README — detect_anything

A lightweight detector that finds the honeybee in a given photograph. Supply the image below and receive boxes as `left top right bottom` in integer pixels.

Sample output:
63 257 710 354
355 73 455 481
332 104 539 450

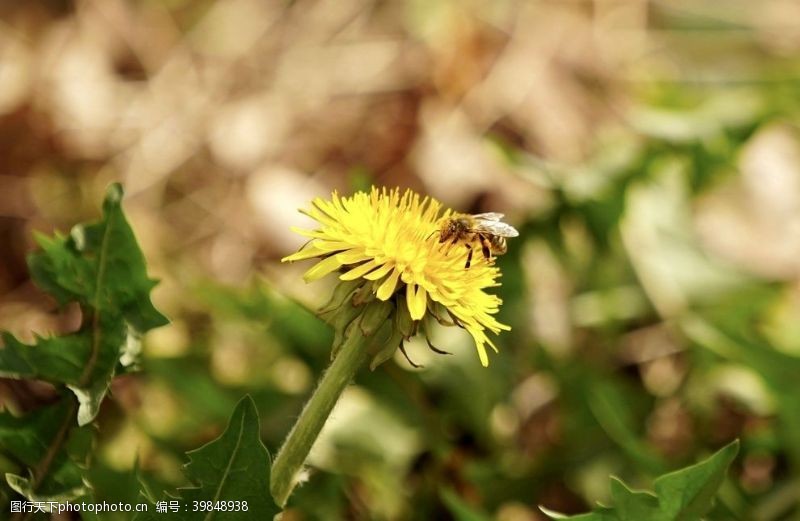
438 212 519 268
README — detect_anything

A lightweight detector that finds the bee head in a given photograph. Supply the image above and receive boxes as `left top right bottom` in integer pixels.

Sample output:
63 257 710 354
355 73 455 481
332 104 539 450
438 216 470 242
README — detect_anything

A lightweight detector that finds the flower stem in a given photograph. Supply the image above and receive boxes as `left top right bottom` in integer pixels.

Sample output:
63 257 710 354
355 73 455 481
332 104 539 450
270 329 369 507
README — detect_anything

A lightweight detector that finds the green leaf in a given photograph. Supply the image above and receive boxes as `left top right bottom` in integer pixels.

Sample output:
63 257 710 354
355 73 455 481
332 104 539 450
0 183 167 425
0 331 99 385
0 318 128 426
179 396 275 513
609 478 660 520
0 401 91 502
654 440 740 520
27 183 167 332
135 395 279 520
541 441 739 521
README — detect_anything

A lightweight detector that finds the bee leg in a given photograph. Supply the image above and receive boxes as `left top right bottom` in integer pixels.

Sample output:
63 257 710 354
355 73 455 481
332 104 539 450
399 341 422 368
445 235 459 253
465 244 473 269
480 235 492 261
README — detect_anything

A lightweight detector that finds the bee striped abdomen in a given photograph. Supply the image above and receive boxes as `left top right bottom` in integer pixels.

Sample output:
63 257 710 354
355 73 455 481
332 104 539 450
489 235 507 255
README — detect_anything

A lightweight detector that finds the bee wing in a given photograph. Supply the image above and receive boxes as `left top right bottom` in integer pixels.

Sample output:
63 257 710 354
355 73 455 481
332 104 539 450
471 212 504 221
474 220 519 237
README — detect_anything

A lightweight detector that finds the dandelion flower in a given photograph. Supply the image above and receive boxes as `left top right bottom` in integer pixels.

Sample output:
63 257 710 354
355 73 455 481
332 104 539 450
282 187 511 366
273 186 515 506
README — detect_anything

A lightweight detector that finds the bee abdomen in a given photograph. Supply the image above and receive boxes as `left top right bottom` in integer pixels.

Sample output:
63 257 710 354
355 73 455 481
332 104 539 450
490 236 507 255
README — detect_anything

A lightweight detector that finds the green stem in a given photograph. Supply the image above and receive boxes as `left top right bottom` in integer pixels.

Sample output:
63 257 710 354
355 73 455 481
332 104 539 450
270 329 369 507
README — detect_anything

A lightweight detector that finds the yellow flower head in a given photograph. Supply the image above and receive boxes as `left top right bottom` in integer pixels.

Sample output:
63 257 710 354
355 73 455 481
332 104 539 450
282 187 511 366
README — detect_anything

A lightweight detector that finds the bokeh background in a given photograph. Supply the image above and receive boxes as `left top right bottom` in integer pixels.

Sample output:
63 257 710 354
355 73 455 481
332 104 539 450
3 0 800 519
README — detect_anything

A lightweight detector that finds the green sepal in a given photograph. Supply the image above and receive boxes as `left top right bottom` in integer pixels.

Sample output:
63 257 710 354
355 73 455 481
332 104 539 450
367 296 417 369
368 326 403 371
317 280 362 324
329 304 364 359
394 296 415 339
359 299 394 337
352 282 375 307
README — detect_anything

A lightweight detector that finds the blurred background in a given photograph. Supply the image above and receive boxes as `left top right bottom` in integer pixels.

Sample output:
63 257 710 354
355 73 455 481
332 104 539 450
2 0 800 519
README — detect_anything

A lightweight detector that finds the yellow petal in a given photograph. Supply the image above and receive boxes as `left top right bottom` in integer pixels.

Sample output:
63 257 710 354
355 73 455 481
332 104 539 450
288 227 330 239
376 269 401 300
336 249 369 265
300 211 336 229
315 240 354 252
303 255 342 282
476 343 489 367
282 244 327 262
406 284 427 320
340 260 379 281
363 262 395 281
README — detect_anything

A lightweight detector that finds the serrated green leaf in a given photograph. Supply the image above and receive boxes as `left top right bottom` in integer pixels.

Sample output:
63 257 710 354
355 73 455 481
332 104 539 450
0 183 167 425
27 183 167 332
0 401 91 502
0 318 126 423
179 396 278 517
0 332 96 384
542 442 739 521
134 395 279 520
0 303 134 428
609 478 660 520
654 440 740 520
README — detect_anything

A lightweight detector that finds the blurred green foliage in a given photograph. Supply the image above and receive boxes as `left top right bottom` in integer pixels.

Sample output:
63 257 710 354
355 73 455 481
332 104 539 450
3 85 800 520
2 1 800 520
